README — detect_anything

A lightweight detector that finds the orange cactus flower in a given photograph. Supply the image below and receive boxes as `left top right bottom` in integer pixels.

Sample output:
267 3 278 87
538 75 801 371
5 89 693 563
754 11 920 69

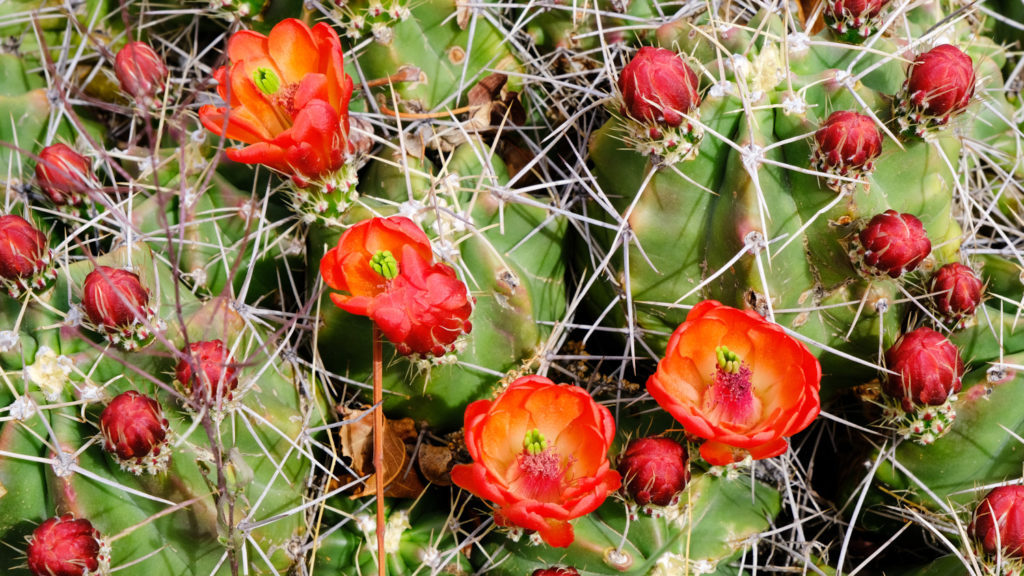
451 376 621 547
320 216 433 316
366 248 473 356
647 301 821 466
320 216 473 356
198 19 354 187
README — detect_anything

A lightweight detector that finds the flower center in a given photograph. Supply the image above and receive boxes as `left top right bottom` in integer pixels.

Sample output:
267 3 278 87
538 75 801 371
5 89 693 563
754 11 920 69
369 250 399 279
515 428 572 502
702 346 761 428
253 67 281 95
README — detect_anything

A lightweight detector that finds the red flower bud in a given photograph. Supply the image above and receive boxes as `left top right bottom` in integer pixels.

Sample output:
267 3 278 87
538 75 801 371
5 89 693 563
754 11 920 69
897 45 975 133
812 111 883 189
619 47 700 127
618 436 690 506
114 42 168 102
35 144 95 206
532 568 580 576
907 45 975 117
855 210 931 278
931 263 983 320
971 485 1024 558
824 0 889 39
814 111 882 172
100 391 170 473
82 267 151 331
366 246 473 357
27 515 105 576
175 340 239 399
884 327 964 412
0 215 53 295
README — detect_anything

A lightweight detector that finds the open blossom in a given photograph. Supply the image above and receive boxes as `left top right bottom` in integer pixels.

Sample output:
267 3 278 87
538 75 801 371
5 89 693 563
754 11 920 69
365 247 473 356
451 376 621 547
647 301 821 466
198 18 354 186
320 216 472 356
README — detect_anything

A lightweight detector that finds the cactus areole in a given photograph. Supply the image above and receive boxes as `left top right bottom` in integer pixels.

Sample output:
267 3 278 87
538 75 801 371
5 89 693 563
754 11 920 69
972 486 1024 558
27 515 109 576
0 214 55 297
198 18 358 210
618 46 703 163
114 42 168 103
451 376 621 547
646 301 822 466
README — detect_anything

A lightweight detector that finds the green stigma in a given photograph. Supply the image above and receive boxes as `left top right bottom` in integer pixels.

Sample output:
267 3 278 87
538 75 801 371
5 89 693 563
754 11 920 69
252 67 281 95
716 345 742 374
523 428 547 455
369 250 399 279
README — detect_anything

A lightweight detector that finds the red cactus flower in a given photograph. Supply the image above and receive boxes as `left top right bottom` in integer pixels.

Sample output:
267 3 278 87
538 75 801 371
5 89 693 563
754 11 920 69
100 391 168 459
82 266 150 331
321 216 472 356
856 210 931 278
618 436 690 506
114 41 168 102
971 485 1024 558
884 327 964 412
320 216 433 316
532 568 580 576
931 262 983 320
905 44 975 121
0 215 52 294
451 375 622 547
35 144 96 206
812 110 882 176
175 340 239 399
619 47 700 127
27 515 104 576
198 18 354 186
647 301 821 466
365 246 473 356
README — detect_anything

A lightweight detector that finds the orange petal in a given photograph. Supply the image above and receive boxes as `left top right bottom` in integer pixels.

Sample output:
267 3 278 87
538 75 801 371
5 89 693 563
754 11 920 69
227 63 288 136
268 19 320 84
198 105 273 143
319 247 347 291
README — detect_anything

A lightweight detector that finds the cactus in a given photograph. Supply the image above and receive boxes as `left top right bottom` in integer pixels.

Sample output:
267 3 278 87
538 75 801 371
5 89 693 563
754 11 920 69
0 0 1023 574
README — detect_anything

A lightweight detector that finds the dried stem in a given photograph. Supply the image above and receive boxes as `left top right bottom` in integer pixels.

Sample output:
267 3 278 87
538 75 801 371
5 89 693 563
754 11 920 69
373 325 386 576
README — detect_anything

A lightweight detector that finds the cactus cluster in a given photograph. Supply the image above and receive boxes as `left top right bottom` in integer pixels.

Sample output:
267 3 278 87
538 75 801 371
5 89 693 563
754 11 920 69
0 0 1023 574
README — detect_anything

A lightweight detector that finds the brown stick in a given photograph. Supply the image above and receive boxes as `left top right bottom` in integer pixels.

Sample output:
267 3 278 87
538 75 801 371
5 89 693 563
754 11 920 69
373 325 386 576
378 103 476 120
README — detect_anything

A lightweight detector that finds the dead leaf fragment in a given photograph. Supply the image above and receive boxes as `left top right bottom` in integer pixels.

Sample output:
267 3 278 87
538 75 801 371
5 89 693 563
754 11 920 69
336 408 425 498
